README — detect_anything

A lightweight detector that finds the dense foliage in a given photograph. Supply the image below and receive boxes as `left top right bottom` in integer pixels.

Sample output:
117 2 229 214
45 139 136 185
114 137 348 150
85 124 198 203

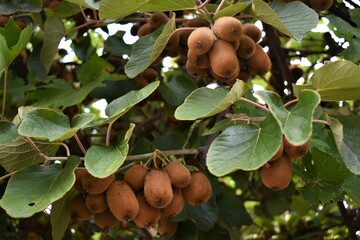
0 0 359 239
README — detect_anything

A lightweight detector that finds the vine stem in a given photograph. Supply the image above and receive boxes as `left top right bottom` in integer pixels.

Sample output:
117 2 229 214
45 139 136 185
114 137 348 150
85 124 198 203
0 172 16 181
24 137 46 160
240 97 270 112
59 142 71 157
215 0 227 14
1 68 8 120
197 0 211 9
312 119 330 125
283 99 298 108
106 122 114 146
74 134 87 155
126 148 199 161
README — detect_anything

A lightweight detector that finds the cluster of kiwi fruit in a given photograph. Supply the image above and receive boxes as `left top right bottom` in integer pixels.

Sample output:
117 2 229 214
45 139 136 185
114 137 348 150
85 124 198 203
261 137 309 191
186 16 271 86
275 0 333 11
70 161 212 237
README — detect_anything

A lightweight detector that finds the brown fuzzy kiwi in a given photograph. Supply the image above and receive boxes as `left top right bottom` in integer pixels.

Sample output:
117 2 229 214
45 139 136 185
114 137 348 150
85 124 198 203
124 164 148 191
187 27 216 55
106 180 139 222
69 193 93 221
164 162 192 189
209 39 240 79
144 169 174 209
134 192 162 229
247 44 271 75
166 31 180 50
269 139 284 161
186 60 210 77
166 47 180 57
213 16 242 42
283 138 309 158
85 193 108 213
137 23 154 37
0 16 8 27
308 0 333 11
236 34 256 60
261 154 292 191
242 23 262 43
81 172 114 194
210 66 239 84
187 50 210 69
161 188 184 217
150 12 169 29
47 0 60 9
134 75 149 88
141 67 158 82
230 39 241 51
74 168 87 193
183 18 210 28
182 172 212 206
157 215 179 237
237 69 252 82
94 209 118 229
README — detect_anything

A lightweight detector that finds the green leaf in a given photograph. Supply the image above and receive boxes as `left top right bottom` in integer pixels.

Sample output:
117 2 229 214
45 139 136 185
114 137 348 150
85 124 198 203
104 31 132 57
40 14 65 74
256 89 320 145
64 0 99 9
175 80 249 121
77 54 114 85
214 2 251 20
125 14 176 78
0 0 42 14
139 0 196 12
50 189 77 240
0 156 80 218
207 114 282 176
251 0 317 41
0 121 18 144
18 109 94 142
99 0 150 20
296 149 350 205
0 137 59 172
342 175 360 206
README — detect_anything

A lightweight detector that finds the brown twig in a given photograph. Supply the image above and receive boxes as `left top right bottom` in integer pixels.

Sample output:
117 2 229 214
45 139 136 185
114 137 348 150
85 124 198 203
240 97 270 112
74 134 87 155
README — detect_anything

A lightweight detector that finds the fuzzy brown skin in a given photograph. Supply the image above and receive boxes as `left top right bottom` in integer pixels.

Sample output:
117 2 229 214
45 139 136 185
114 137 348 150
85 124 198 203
283 138 309 158
187 50 210 69
106 180 139 222
247 44 272 76
166 31 180 50
134 192 161 229
236 34 256 60
85 193 108 213
94 209 118 229
185 60 210 78
137 23 154 37
213 16 243 42
261 154 292 191
161 188 184 217
308 0 333 11
70 193 93 221
81 173 114 194
182 172 212 206
157 215 179 237
124 164 148 191
269 139 284 161
144 170 174 209
187 27 216 55
150 12 169 29
242 23 262 43
141 67 158 82
164 162 192 188
74 168 87 193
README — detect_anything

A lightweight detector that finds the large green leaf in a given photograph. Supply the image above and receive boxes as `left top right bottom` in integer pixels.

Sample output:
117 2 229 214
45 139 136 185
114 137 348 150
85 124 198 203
295 148 350 205
139 0 196 12
308 60 360 101
0 0 42 14
99 0 150 20
64 0 99 9
0 137 59 172
50 189 77 240
175 80 249 121
84 124 134 178
40 14 65 75
18 109 94 142
0 156 80 218
0 121 18 144
256 90 320 145
251 0 317 41
342 175 360 206
207 114 282 176
214 2 251 20
77 54 114 85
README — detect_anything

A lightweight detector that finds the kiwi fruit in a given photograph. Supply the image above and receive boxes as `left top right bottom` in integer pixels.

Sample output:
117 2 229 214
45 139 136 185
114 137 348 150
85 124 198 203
106 180 139 222
47 0 60 9
242 23 262 43
134 75 149 88
94 209 118 229
236 34 256 60
134 192 161 229
141 67 158 82
124 164 148 191
209 39 240 79
283 138 309 158
166 47 180 57
213 16 242 42
237 69 252 82
137 23 154 37
187 50 210 69
74 168 87 193
161 188 184 217
85 193 108 213
269 139 284 161
261 154 292 191
247 44 271 75
185 60 210 77
183 18 209 28
157 215 178 237
187 27 216 55
308 0 333 11
166 31 180 50
182 172 212 206
150 12 169 29
210 65 240 84
69 193 93 221
164 162 191 189
144 169 174 209
0 16 8 27
81 172 114 194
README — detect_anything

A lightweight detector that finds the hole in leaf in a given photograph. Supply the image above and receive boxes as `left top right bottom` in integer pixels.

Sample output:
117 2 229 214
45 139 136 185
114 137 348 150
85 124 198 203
28 202 35 206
